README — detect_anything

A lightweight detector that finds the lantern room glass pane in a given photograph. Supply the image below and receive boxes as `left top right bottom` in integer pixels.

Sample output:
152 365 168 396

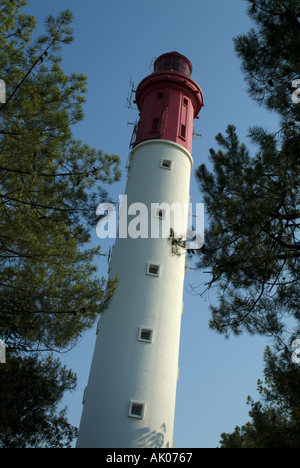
154 54 191 76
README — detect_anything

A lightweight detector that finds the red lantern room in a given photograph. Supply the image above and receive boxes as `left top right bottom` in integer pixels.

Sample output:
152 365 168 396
131 52 204 154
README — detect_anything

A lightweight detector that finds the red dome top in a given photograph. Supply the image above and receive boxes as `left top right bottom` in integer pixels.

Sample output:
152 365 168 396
154 52 193 77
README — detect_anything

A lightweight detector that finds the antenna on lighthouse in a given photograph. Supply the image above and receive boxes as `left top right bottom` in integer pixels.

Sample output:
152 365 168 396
193 127 202 139
125 76 137 110
149 57 157 71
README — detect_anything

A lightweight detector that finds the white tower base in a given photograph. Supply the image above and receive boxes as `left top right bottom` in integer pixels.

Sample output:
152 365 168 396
76 140 193 448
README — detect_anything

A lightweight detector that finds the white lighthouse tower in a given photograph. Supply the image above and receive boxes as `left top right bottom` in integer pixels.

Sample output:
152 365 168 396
76 52 203 448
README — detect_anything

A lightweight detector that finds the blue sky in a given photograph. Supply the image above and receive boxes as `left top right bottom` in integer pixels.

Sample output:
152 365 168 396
21 0 281 448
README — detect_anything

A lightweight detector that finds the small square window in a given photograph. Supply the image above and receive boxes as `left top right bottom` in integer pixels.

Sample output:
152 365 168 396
180 124 186 139
183 97 188 106
141 330 150 340
129 401 145 419
147 263 160 276
157 92 163 100
138 327 153 343
160 159 172 170
152 118 159 132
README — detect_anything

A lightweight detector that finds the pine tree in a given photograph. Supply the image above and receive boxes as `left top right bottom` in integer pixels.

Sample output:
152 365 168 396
191 0 300 448
0 353 78 448
0 0 121 354
220 347 300 448
194 0 300 345
0 0 121 447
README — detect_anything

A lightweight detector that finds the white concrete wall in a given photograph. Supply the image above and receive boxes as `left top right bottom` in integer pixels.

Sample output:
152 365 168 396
76 140 193 448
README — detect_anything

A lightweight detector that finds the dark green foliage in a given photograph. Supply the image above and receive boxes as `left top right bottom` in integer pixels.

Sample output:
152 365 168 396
0 0 120 354
220 347 300 448
0 0 121 447
192 0 300 448
0 353 78 448
234 0 300 122
195 0 300 344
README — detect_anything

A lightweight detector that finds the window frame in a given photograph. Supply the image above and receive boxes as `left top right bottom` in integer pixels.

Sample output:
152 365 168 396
147 263 161 277
129 401 145 419
160 159 172 170
180 124 186 139
138 327 154 343
152 118 159 132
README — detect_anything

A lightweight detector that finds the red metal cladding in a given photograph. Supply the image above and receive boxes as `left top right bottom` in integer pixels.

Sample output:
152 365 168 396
133 52 204 154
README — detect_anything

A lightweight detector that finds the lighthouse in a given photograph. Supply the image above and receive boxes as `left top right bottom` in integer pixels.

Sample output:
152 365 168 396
76 52 204 448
